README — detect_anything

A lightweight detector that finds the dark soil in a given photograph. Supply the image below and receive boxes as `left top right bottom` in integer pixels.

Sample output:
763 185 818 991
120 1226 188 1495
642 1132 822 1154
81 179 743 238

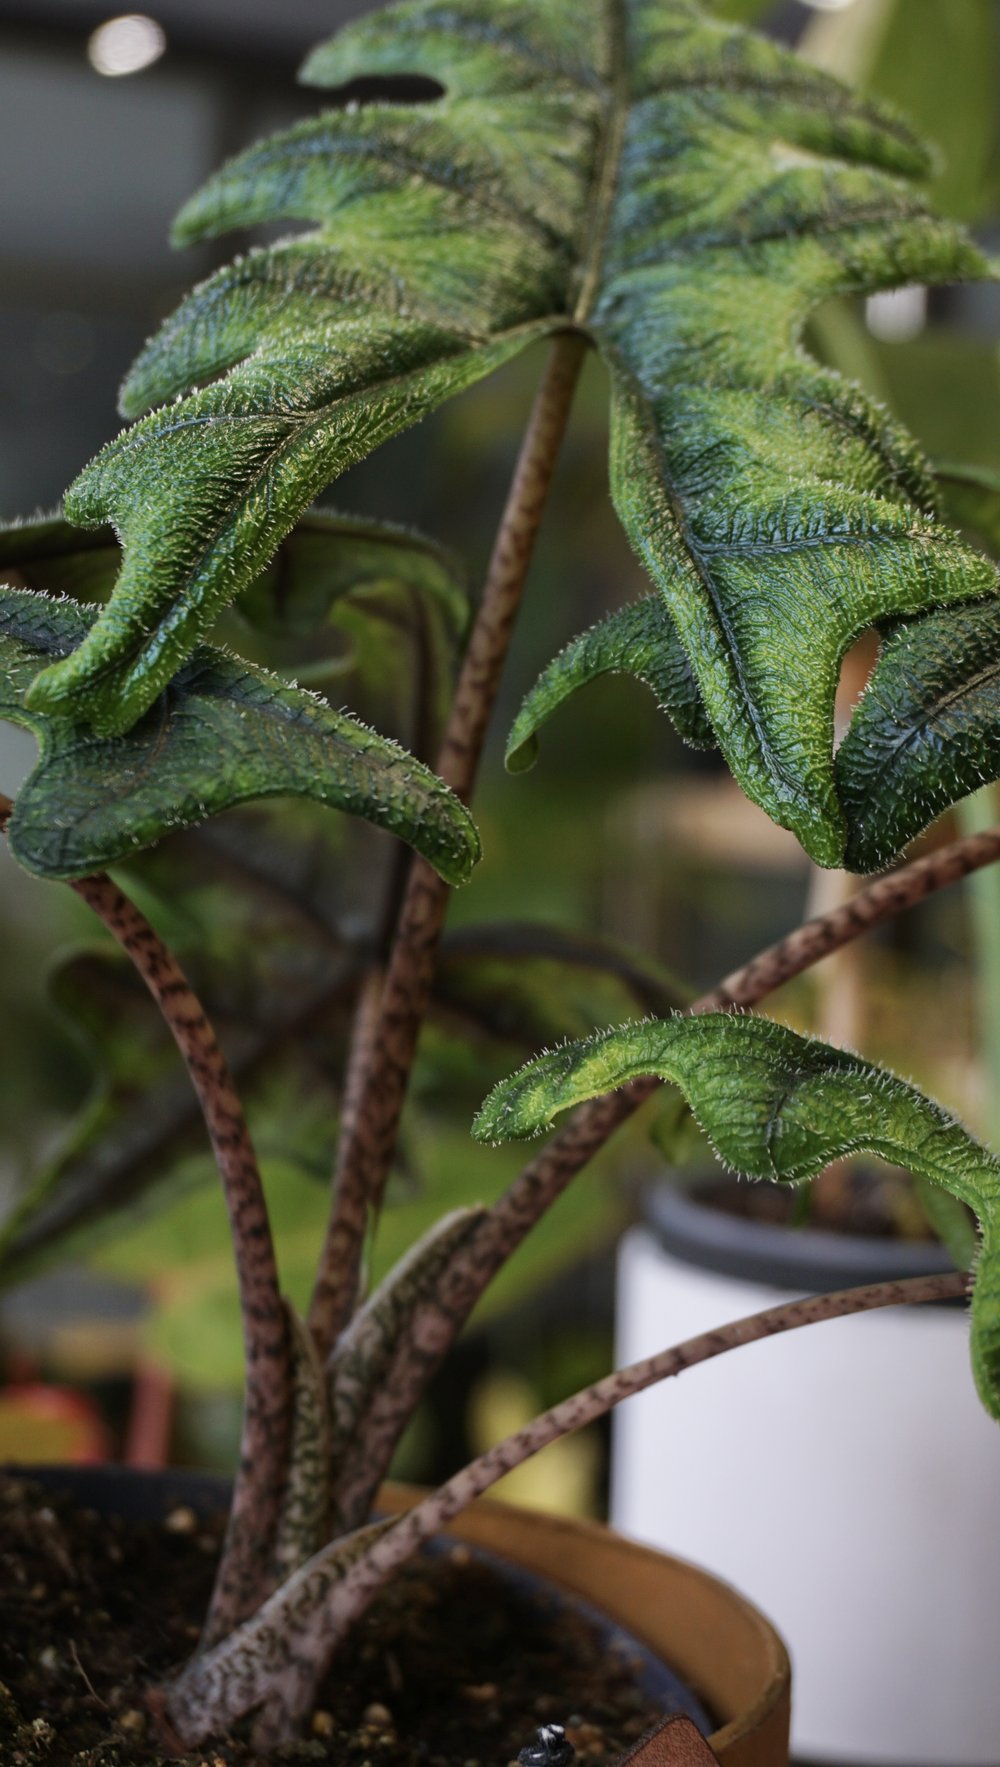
0 1475 671 1767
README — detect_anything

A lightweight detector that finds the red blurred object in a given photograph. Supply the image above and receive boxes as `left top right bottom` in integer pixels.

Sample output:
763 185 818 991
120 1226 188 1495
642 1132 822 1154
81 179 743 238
124 1358 174 1468
0 1382 112 1464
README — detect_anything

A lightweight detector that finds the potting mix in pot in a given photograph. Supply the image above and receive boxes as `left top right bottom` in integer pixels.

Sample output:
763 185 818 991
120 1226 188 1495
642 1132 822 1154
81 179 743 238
1 0 999 1761
0 1474 678 1765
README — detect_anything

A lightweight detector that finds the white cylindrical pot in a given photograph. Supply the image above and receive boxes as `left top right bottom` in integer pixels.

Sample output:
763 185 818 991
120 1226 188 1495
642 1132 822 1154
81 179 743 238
612 1193 1000 1766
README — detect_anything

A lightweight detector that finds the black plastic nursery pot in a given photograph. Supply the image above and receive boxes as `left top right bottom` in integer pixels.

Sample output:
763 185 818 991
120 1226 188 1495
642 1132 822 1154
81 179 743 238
2 1464 791 1766
643 1180 958 1293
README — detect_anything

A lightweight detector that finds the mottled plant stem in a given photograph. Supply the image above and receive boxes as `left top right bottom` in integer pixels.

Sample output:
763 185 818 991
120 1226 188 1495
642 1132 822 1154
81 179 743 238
308 330 588 1358
211 1268 961 1737
67 873 293 1643
351 824 1000 1484
0 794 292 1647
336 1271 968 1613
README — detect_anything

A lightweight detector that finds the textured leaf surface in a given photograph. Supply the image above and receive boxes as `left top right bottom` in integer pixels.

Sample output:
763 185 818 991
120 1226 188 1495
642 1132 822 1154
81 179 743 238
166 1517 396 1746
836 600 1000 872
506 596 714 772
26 0 993 865
0 506 464 625
326 1207 487 1533
36 324 536 734
473 1011 1000 1416
0 504 466 774
234 511 467 759
0 588 479 883
805 0 1000 225
266 1304 331 1583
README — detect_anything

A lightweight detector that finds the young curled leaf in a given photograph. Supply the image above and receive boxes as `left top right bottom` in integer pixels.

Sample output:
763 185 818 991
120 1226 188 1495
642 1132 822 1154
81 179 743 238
0 588 480 884
473 1011 1000 1418
506 596 714 773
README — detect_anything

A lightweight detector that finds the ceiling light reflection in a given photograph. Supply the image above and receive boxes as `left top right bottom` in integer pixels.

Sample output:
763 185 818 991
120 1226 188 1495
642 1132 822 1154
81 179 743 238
87 14 166 77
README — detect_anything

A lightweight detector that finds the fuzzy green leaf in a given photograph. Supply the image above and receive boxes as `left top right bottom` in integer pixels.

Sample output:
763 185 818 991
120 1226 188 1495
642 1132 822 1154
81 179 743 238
24 0 993 866
35 323 540 734
473 1011 1000 1416
0 588 479 883
836 600 1000 872
506 596 714 772
0 506 467 765
232 510 467 758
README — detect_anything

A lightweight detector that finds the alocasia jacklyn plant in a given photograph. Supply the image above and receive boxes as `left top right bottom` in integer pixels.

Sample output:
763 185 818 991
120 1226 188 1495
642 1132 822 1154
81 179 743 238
3 0 1000 1748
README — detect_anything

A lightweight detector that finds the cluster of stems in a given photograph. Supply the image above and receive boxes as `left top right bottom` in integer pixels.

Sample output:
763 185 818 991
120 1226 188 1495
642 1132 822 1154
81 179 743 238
3 335 994 1744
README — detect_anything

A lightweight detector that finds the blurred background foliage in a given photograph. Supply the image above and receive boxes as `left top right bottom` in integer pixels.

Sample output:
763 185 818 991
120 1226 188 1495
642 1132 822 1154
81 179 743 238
0 0 998 1504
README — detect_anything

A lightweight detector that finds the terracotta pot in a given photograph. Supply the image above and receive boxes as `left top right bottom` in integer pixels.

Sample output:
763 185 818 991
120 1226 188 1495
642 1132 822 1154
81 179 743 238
381 1485 791 1767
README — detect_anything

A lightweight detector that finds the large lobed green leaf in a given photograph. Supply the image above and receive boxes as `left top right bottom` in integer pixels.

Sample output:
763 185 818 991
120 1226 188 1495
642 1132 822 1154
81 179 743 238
21 0 995 867
0 586 479 883
473 1011 1000 1419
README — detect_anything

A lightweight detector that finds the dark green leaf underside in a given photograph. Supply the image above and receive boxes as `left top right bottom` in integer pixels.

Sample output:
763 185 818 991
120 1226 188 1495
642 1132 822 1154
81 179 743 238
837 599 1000 872
0 507 468 771
0 588 479 883
0 506 465 619
21 0 993 868
473 1010 1000 1418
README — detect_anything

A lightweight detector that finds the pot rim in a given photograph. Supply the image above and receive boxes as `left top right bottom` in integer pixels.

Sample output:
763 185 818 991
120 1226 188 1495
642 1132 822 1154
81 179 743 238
642 1180 958 1294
